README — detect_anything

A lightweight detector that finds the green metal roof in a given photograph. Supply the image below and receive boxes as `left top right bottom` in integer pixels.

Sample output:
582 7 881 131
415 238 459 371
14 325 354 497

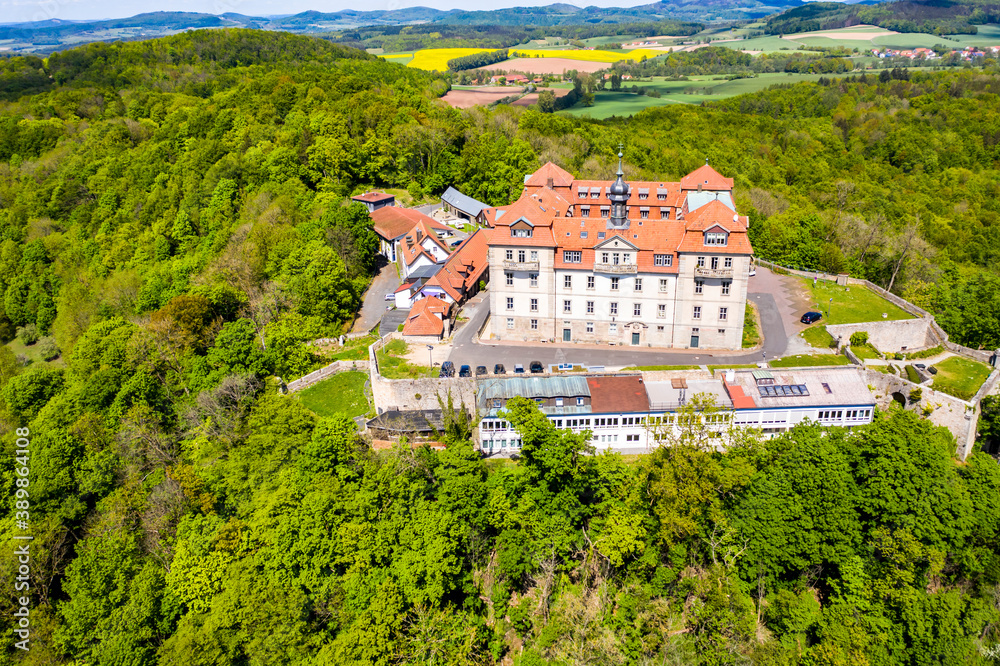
477 376 590 407
751 370 774 380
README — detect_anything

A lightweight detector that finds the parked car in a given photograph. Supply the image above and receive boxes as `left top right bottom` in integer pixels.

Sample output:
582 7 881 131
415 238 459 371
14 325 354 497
514 363 525 374
800 311 823 324
459 365 472 377
439 361 455 378
493 363 506 375
384 292 396 301
928 366 938 375
475 365 488 376
530 361 544 374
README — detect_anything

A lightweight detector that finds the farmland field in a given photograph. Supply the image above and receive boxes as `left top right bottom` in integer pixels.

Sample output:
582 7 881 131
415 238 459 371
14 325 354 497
508 47 664 62
441 87 517 109
407 48 497 71
495 57 610 74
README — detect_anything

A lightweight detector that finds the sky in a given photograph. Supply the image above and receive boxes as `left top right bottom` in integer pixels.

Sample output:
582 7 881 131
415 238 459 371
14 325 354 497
1 0 656 24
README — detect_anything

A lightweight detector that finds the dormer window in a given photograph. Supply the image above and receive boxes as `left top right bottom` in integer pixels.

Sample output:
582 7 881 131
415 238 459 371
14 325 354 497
705 232 728 246
512 228 532 238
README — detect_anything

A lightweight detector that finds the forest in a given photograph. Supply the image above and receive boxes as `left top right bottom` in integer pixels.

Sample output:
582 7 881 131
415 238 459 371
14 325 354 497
1 27 1000 665
765 0 1000 35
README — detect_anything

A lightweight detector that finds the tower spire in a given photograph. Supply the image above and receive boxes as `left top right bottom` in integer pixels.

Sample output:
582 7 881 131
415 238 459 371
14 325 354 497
607 144 630 229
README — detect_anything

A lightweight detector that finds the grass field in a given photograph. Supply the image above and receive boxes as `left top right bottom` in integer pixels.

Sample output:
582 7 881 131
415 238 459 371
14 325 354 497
6 338 63 368
296 371 371 419
805 279 914 325
769 353 851 368
382 53 415 66
743 302 760 348
708 364 759 371
326 334 377 362
802 325 835 349
850 344 881 360
930 356 993 400
376 339 436 379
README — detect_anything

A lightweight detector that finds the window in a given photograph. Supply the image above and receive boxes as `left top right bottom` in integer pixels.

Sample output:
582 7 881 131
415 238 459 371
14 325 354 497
530 298 538 312
719 329 726 334
580 231 587 239
505 249 513 260
586 322 594 333
586 301 594 314
722 281 731 296
555 398 563 407
640 209 649 218
601 252 609 264
530 250 538 261
697 256 706 268
634 278 643 292
512 228 532 238
564 275 572 288
658 192 666 200
563 300 571 313
695 280 704 294
657 325 664 331
654 254 672 267
611 277 619 291
518 250 525 262
577 397 585 406
610 302 618 315
724 257 732 268
506 297 514 310
581 207 590 218
598 232 605 239
531 318 538 330
639 192 648 200
719 307 728 321
601 207 609 218
633 303 642 316
705 232 727 246
693 306 702 319
563 250 582 263
626 434 640 442
612 252 621 265
658 304 666 318
659 278 668 292
591 189 599 199
530 273 538 287
587 276 595 289
711 257 719 269
505 272 513 286
506 317 514 329
609 322 617 335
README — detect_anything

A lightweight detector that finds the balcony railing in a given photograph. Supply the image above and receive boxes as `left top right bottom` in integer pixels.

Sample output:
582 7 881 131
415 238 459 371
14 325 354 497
694 266 733 279
594 263 638 274
503 260 539 271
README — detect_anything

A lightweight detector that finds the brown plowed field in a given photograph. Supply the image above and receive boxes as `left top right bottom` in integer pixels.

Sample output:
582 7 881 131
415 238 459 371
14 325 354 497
443 86 571 109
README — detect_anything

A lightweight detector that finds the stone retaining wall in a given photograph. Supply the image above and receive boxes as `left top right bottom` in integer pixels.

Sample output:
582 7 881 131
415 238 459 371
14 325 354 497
286 360 371 393
826 319 934 354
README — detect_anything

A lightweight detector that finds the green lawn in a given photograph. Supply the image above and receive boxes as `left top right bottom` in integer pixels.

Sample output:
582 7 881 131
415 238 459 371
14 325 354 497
327 334 378 361
804 279 914 325
769 354 851 368
801 325 835 349
296 371 371 419
708 364 759 371
742 302 760 348
6 338 64 368
376 339 436 379
622 365 700 371
930 356 993 401
850 344 881 360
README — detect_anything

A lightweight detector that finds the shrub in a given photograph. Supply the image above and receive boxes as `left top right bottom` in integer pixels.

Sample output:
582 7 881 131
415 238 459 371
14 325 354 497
904 345 944 360
16 324 39 345
37 337 60 361
893 352 905 360
905 365 921 383
849 331 869 346
909 387 923 403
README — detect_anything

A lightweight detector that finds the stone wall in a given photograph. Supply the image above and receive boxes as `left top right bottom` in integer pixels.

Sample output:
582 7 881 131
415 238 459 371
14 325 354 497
826 319 934 354
865 368 980 459
286 360 371 393
369 332 476 413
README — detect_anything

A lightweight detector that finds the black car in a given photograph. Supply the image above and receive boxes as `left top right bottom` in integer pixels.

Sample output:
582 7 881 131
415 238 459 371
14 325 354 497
529 361 544 374
514 363 525 374
800 311 823 324
493 363 506 375
439 361 455 378
459 364 472 377
475 365 488 376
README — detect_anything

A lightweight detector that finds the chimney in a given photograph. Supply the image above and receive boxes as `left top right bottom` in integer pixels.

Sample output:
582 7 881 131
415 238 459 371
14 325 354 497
698 183 703 192
726 370 735 383
546 177 554 188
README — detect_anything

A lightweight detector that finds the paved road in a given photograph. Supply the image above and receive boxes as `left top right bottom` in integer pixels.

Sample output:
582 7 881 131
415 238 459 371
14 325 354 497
448 290 789 369
352 259 401 333
379 308 409 337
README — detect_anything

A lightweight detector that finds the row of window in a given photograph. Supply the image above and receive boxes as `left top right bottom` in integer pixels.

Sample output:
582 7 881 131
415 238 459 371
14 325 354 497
695 280 732 295
819 409 872 420
697 256 734 269
509 298 710 320
506 273 676 293
577 190 669 201
580 207 665 219
505 249 736 270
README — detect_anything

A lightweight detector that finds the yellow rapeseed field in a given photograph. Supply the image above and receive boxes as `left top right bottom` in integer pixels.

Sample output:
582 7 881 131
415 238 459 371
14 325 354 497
386 47 664 71
404 48 499 71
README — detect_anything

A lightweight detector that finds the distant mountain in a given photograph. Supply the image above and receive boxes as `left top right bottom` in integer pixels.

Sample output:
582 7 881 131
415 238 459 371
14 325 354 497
764 0 1000 35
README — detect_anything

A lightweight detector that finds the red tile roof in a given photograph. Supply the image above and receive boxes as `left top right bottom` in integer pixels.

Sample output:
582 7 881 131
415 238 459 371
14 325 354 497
352 191 395 204
399 220 451 268
423 228 491 302
403 296 450 337
371 207 451 243
525 162 575 188
587 376 650 413
723 378 756 409
680 164 734 191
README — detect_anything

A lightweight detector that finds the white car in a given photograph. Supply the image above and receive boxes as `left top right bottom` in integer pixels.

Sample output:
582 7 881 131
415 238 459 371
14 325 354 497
384 292 396 301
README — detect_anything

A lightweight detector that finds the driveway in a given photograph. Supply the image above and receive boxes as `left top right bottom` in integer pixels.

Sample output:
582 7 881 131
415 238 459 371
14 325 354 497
379 308 409 337
352 259 401 333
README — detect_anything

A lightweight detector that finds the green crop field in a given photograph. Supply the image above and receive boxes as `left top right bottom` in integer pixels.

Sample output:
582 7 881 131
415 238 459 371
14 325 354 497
872 33 957 49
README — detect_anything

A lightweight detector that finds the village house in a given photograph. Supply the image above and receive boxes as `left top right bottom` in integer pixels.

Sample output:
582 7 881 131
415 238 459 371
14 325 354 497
351 190 395 213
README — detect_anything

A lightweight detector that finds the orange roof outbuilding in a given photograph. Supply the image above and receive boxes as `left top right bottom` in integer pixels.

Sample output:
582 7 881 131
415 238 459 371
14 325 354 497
680 164 734 191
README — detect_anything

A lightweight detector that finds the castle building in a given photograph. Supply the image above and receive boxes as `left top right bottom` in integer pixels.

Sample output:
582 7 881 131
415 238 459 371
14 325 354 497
485 153 753 349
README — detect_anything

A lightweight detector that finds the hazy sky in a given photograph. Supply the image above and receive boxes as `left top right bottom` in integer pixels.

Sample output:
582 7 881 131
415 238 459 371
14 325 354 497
2 0 654 24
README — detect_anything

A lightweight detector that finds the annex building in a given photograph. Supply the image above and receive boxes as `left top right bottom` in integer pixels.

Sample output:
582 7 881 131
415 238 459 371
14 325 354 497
485 154 753 350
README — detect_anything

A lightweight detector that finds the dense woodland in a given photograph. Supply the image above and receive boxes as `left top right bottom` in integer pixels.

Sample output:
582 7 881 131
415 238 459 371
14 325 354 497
765 0 1000 35
1 28 1000 665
